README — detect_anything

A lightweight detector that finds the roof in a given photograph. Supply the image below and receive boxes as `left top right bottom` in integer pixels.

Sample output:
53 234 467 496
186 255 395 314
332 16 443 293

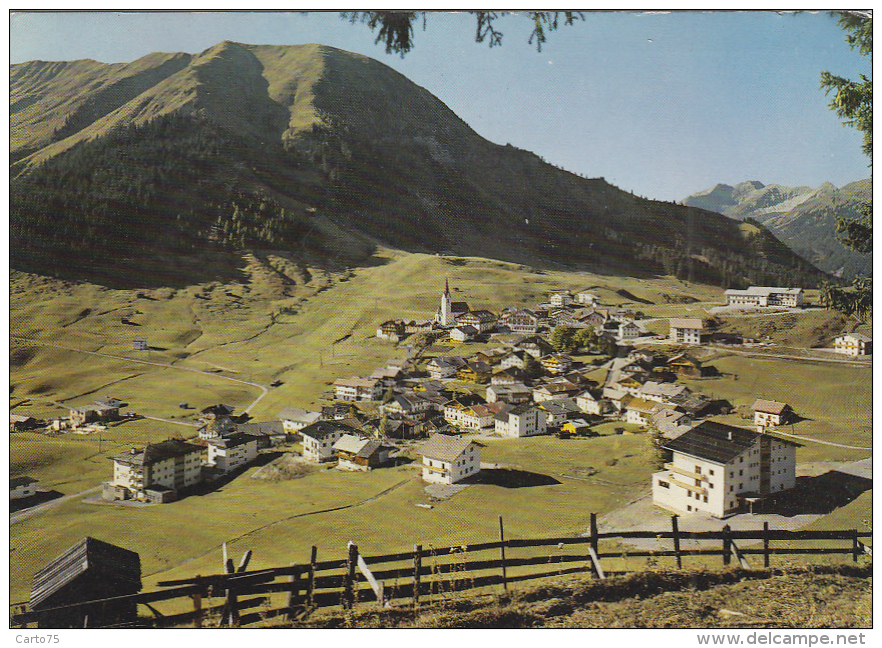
420 433 477 462
725 286 803 296
207 432 262 448
838 333 872 342
299 420 361 440
10 414 35 423
461 309 496 321
453 325 479 335
71 402 118 413
662 421 795 464
111 439 203 467
236 421 286 436
625 397 657 413
334 377 380 389
669 318 703 329
278 408 321 424
10 476 38 488
752 399 790 415
332 434 378 457
201 404 234 416
31 537 141 609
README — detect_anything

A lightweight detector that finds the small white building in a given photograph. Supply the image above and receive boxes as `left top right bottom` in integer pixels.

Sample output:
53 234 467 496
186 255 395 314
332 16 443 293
451 324 479 342
752 399 793 431
834 333 872 356
638 381 689 404
724 287 804 308
575 291 600 306
420 434 481 484
206 433 260 473
333 377 382 402
623 397 657 425
669 318 703 345
10 476 38 500
427 356 466 379
652 421 799 518
485 383 532 404
550 292 573 307
278 407 322 433
575 390 608 416
457 310 497 333
494 403 547 438
300 421 360 462
617 321 642 342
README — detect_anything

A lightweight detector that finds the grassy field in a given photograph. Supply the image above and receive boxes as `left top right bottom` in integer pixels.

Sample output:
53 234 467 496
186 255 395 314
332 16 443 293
680 354 872 462
8 251 871 605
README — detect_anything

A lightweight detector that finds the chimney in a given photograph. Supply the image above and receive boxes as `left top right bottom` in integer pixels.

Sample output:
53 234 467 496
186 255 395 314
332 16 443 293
727 430 732 441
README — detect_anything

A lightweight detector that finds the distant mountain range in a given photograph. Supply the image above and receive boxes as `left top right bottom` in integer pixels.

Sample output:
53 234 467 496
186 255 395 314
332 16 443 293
10 41 829 288
683 180 872 280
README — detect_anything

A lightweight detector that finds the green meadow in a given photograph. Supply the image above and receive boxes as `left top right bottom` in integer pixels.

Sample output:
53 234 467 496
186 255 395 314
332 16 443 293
8 250 871 603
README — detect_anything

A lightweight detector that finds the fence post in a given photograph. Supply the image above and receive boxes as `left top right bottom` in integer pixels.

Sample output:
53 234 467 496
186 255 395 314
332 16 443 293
223 551 239 627
722 524 731 567
763 522 770 569
498 515 508 591
306 546 317 615
344 543 358 609
412 544 422 608
286 565 301 621
852 529 859 562
671 515 682 569
192 576 203 629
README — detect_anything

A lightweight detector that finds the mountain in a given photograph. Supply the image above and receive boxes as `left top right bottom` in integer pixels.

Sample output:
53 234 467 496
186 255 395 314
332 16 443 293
10 41 829 289
683 180 872 280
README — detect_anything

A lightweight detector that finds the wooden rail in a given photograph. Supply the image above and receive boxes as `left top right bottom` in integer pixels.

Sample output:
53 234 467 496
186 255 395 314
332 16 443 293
10 516 872 629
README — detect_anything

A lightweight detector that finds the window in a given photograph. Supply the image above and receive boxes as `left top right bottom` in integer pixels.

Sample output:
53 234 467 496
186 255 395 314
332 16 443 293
709 483 714 489
739 483 743 490
703 495 708 503
739 469 743 476
695 465 701 474
695 478 702 487
739 456 743 463
709 469 714 476
658 480 670 489
687 505 692 512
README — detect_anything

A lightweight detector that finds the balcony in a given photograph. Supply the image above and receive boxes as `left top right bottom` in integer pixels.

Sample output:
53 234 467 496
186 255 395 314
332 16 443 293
664 463 707 482
668 475 707 495
422 463 450 475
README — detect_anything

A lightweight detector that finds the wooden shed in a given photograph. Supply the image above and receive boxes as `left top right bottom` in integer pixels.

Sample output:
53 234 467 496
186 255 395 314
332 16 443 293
30 537 141 628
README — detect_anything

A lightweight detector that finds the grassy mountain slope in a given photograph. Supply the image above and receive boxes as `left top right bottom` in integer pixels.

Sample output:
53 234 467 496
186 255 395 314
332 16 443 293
11 42 828 289
684 179 872 280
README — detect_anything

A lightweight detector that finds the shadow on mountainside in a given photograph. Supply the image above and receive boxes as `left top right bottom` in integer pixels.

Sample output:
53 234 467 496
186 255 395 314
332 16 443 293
752 470 872 517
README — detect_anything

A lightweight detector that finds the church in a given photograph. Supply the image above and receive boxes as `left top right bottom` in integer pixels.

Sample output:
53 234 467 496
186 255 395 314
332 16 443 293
434 279 470 326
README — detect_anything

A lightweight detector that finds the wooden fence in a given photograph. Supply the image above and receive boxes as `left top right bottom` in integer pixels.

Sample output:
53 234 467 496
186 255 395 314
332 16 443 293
10 515 872 629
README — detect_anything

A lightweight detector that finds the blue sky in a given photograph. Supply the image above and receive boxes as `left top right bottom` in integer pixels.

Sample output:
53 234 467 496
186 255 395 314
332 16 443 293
9 10 871 201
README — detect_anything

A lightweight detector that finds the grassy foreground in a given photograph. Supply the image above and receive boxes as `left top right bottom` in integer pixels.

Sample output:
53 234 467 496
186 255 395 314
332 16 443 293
271 564 872 628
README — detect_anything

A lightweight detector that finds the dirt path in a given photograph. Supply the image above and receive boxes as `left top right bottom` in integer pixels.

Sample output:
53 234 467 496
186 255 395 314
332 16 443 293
711 345 872 367
769 429 871 451
10 335 269 414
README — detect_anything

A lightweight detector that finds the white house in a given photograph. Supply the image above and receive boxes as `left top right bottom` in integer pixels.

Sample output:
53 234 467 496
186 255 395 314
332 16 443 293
420 434 481 484
278 407 322 434
500 309 539 334
617 321 642 342
550 292 573 307
638 381 689 404
752 399 793 431
333 377 382 402
575 291 600 306
457 310 497 333
834 333 872 356
575 390 608 416
206 433 260 473
427 356 466 379
724 287 804 308
499 351 530 371
494 403 547 437
652 421 799 518
107 439 204 503
538 398 581 426
623 397 657 425
532 381 579 402
10 476 38 500
380 393 434 418
669 318 703 345
451 325 479 342
300 421 361 462
485 383 532 404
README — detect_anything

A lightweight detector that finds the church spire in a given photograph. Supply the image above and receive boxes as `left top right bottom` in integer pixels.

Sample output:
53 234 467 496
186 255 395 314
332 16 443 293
444 278 450 296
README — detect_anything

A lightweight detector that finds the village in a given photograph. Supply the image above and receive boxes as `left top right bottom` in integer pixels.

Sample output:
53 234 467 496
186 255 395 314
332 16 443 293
11 282 871 522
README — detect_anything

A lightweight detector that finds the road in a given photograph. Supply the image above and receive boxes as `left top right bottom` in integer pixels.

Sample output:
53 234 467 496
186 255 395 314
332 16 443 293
711 345 872 367
767 429 871 451
10 486 103 525
10 335 269 414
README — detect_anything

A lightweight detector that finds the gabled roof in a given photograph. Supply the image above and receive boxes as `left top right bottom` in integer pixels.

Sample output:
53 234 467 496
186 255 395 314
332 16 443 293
300 420 361 441
333 433 379 457
111 439 202 467
838 333 872 342
420 434 478 462
752 399 790 415
10 476 38 488
663 421 798 464
236 421 285 436
31 537 141 609
278 408 321 425
669 318 703 329
207 432 262 448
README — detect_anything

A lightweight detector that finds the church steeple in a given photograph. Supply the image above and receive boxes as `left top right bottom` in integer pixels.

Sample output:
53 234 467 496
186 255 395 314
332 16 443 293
440 278 452 325
444 278 450 297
